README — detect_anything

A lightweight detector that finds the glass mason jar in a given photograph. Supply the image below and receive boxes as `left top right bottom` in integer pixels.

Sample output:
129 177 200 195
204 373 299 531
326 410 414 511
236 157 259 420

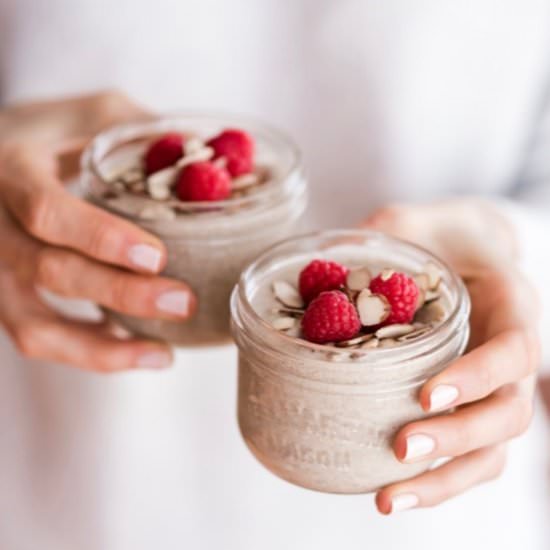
231 230 470 494
80 114 307 346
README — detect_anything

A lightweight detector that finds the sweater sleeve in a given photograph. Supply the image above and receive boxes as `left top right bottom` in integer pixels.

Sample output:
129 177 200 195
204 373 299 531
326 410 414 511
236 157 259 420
496 86 550 373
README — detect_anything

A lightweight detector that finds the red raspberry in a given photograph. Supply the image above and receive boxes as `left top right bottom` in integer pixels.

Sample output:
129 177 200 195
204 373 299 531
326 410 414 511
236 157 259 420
207 129 254 177
301 290 361 344
369 271 419 325
298 259 348 303
144 133 185 174
175 161 231 202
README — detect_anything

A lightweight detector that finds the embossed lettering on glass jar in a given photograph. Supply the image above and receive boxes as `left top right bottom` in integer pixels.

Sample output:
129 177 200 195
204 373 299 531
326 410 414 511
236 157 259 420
81 114 307 346
231 230 470 494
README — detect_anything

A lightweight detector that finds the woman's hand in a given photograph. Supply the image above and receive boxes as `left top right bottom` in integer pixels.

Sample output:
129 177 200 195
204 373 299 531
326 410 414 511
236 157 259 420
0 91 196 373
362 199 540 513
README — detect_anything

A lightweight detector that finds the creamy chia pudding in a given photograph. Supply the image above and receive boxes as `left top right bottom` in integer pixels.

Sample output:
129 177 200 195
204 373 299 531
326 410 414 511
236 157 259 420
81 114 307 346
231 230 470 494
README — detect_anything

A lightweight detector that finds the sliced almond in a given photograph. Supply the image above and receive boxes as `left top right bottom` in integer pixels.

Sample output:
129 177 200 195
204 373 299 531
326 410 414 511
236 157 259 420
424 262 442 290
176 146 214 168
380 268 395 281
213 157 227 169
413 273 430 292
335 333 374 348
121 168 145 185
232 173 259 191
398 325 432 342
106 162 142 183
424 290 440 303
416 288 426 310
414 301 445 324
356 290 391 326
272 306 305 317
375 324 415 339
346 267 372 291
361 338 380 349
146 166 177 199
272 316 297 331
272 281 304 309
184 137 205 156
139 204 177 221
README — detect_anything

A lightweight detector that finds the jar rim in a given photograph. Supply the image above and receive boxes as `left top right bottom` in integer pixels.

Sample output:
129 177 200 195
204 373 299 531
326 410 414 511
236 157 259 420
80 110 304 218
233 229 471 367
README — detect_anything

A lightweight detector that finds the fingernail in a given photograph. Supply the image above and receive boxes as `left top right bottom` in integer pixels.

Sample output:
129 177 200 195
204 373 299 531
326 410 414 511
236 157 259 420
156 290 191 316
404 434 435 461
128 244 162 272
391 493 419 513
430 384 459 411
136 351 172 369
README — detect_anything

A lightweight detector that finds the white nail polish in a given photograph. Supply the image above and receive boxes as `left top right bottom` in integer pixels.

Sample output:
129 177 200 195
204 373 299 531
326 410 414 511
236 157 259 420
405 434 435 461
136 351 172 369
430 384 459 411
391 493 419 513
156 290 190 316
128 244 162 272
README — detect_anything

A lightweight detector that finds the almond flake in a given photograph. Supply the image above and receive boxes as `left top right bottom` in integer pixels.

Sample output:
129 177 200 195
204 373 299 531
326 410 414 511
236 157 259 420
398 325 432 342
424 262 442 290
380 268 395 281
335 333 374 348
424 290 440 303
106 162 141 183
232 173 259 190
272 281 304 309
414 301 445 324
361 338 380 349
121 168 145 185
413 273 430 292
146 166 177 200
273 306 305 318
176 146 214 168
213 157 228 169
416 288 426 310
139 204 177 221
346 267 372 291
184 137 205 156
272 316 297 331
375 324 415 339
356 290 391 326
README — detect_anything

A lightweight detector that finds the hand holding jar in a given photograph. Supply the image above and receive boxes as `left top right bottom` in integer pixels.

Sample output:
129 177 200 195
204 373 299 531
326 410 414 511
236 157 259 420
0 91 196 372
364 199 540 513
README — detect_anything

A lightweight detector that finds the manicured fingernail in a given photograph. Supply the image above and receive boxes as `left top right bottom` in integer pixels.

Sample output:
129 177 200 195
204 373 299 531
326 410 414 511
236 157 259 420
156 290 191 316
136 351 172 369
128 244 162 272
430 384 459 411
404 434 435 461
391 493 419 513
